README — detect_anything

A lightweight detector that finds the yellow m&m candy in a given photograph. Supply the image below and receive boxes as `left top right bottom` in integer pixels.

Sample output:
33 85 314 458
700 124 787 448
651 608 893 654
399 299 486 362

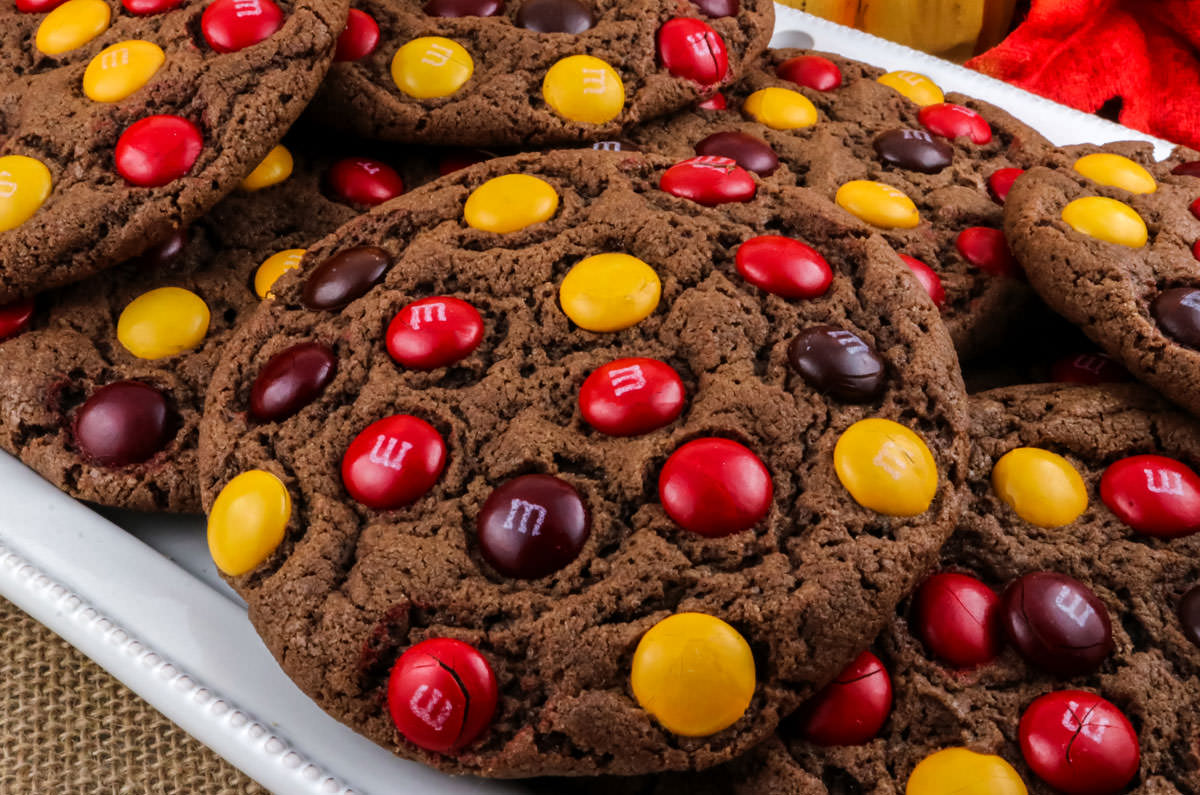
391 37 473 99
83 40 165 103
36 0 111 56
560 253 660 332
208 470 291 576
542 55 625 124
1073 153 1156 194
907 748 1027 795
464 174 559 233
0 155 52 233
631 613 755 737
877 71 944 107
742 87 818 130
834 418 938 516
991 447 1087 528
1061 196 1148 247
255 248 305 299
241 145 294 191
116 287 211 359
836 180 920 229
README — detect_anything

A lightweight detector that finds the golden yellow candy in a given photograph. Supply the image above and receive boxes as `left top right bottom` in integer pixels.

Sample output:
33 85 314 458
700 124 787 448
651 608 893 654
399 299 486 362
992 447 1088 528
906 748 1027 795
834 418 938 516
116 287 211 360
254 248 305 299
0 155 52 233
542 55 626 124
877 70 944 106
630 613 755 737
207 470 291 576
836 180 920 229
742 87 818 130
241 145 294 191
391 37 473 99
35 0 111 56
1073 153 1157 194
1061 196 1147 248
464 174 559 233
560 253 661 332
82 40 165 103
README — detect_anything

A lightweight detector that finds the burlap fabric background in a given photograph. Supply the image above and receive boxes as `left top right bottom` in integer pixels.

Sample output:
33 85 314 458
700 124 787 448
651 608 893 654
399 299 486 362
0 597 266 794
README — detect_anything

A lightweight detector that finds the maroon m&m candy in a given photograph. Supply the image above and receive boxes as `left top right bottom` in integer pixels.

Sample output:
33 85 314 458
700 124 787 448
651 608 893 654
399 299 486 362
424 0 502 15
249 342 337 422
657 18 729 87
919 103 991 144
660 156 755 206
123 0 182 14
1101 454 1200 538
1179 585 1200 647
658 438 771 537
1050 352 1129 384
1019 690 1139 795
1193 240 1200 261
115 116 203 188
302 246 392 310
788 326 885 402
0 299 34 341
914 572 1001 668
735 235 832 299
695 132 778 176
387 638 498 753
15 0 66 11
73 381 172 467
334 9 380 61
1001 572 1113 676
900 255 945 308
1172 161 1200 178
515 0 593 33
690 0 736 16
956 227 1019 278
988 167 1023 203
776 54 842 91
201 0 285 53
341 415 446 509
579 358 684 437
327 158 404 206
134 228 189 269
386 296 484 370
798 651 892 746
477 474 589 579
1152 287 1200 348
873 129 953 174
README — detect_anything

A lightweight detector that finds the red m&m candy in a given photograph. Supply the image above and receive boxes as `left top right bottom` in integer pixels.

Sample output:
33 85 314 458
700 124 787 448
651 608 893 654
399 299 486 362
115 116 203 188
735 235 833 299
914 572 1002 668
386 296 483 371
658 438 772 537
579 358 684 437
341 415 446 509
956 227 1020 278
660 156 755 206
919 103 992 144
798 650 892 746
15 0 67 11
387 638 498 753
327 158 405 206
1019 690 1139 795
334 8 380 61
0 299 34 341
122 0 182 13
657 18 729 87
201 0 285 53
1050 352 1129 385
1172 161 1200 178
988 167 1023 204
900 255 945 308
776 54 842 91
1101 454 1200 538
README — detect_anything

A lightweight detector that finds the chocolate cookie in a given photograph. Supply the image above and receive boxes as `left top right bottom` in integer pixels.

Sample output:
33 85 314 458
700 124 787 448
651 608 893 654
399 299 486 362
309 0 774 147
1004 142 1200 420
0 0 349 301
628 49 1054 360
197 149 968 776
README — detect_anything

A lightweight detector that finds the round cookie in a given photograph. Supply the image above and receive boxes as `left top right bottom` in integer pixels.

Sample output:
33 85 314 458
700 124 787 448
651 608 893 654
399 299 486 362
1004 141 1200 420
309 0 774 147
0 0 349 302
628 49 1055 360
197 149 969 776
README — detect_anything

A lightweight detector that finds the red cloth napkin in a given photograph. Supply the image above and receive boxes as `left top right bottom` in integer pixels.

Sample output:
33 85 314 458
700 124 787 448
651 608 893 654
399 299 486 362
967 0 1200 150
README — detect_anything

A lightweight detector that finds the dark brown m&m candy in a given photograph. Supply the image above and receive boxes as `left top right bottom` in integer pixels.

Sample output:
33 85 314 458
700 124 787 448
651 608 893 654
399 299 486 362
1001 571 1113 676
1152 287 1200 348
134 228 189 269
873 129 953 174
424 0 502 16
477 474 590 579
302 247 392 310
249 342 337 422
694 131 778 176
788 325 885 402
515 0 594 33
1179 585 1200 647
690 0 737 16
73 381 172 467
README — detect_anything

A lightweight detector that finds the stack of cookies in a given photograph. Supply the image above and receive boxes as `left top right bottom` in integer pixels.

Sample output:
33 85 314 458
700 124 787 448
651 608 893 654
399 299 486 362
2 3 1198 792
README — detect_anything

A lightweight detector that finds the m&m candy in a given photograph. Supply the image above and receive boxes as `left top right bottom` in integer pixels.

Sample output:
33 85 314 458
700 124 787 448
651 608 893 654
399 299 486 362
1019 690 1139 795
742 87 818 130
35 0 110 55
835 181 920 229
83 40 166 103
877 71 944 107
991 447 1088 528
578 358 685 437
776 54 842 91
1152 287 1200 349
914 572 1002 668
1073 153 1156 194
249 342 337 422
116 287 210 359
327 158 405 206
956 227 1019 278
115 115 204 188
834 419 938 516
873 129 953 174
477 474 590 579
207 469 291 576
900 255 945 308
657 18 728 87
1100 454 1200 538
789 326 885 402
918 103 991 144
302 247 392 310
1049 352 1129 385
907 748 1027 795
241 145 293 191
1061 196 1147 248
798 651 892 746
695 132 779 176
988 167 1024 203
73 381 172 467
515 0 594 33
1179 586 1200 648
1000 572 1113 676
341 415 446 509
392 37 475 99
0 155 53 233
659 156 755 205
387 296 484 370
335 9 381 61
0 299 35 341
658 438 772 537
735 236 832 299
559 254 661 332
424 0 502 16
254 248 306 299
542 55 625 124
201 0 285 53
464 174 559 233
387 638 498 753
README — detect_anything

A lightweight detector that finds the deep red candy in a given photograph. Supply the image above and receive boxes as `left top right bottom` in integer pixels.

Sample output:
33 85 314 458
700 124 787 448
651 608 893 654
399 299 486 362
387 638 498 753
1050 352 1130 385
341 415 446 509
799 651 892 746
302 246 392 310
327 158 405 206
1173 161 1200 178
515 0 593 32
776 54 843 91
201 0 285 53
1019 690 1140 795
424 0 502 16
914 572 1002 668
249 342 337 422
477 474 590 579
1001 572 1113 676
660 156 755 206
1101 454 1200 538
579 358 685 437
695 131 778 176
956 227 1020 277
919 103 992 144
438 149 491 176
1193 239 1200 261
1190 197 1200 222
335 9 380 61
690 0 737 16
988 167 1024 203
15 0 66 11
657 18 729 87
115 116 203 188
386 296 484 370
0 299 34 341
899 255 945 308
73 381 172 467
736 235 832 299
122 0 182 14
696 93 727 111
134 228 189 269
658 438 772 537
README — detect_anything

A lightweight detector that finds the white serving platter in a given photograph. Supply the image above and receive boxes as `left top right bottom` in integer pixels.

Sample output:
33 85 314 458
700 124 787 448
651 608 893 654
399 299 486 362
0 6 1177 794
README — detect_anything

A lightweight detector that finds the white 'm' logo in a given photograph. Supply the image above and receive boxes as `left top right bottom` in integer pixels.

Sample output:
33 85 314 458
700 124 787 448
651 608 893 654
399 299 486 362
0 172 15 199
608 365 646 397
593 141 624 151
358 161 380 175
504 499 546 536
1054 585 1095 627
581 68 607 94
368 436 413 470
409 685 453 730
233 0 262 17
1060 698 1109 743
828 329 869 354
1145 468 1185 495
1182 292 1200 311
686 31 712 55
422 43 453 67
691 155 732 171
101 47 130 70
408 302 447 330
872 440 910 481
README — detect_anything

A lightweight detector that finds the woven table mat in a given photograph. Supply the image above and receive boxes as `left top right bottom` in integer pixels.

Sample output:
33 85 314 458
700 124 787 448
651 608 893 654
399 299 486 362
0 597 266 795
